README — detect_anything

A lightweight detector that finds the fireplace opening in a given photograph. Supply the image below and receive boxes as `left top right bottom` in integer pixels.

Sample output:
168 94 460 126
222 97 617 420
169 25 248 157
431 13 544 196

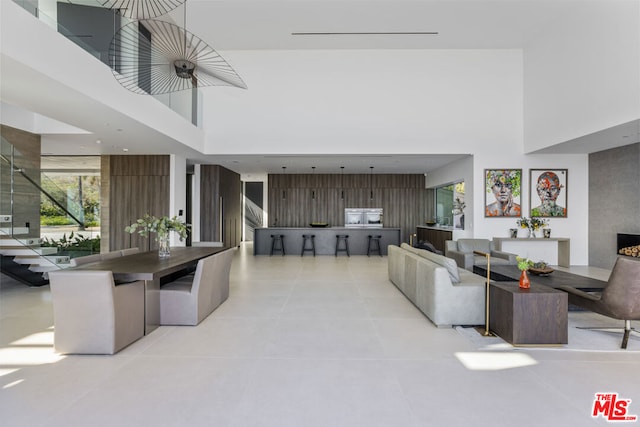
617 233 640 258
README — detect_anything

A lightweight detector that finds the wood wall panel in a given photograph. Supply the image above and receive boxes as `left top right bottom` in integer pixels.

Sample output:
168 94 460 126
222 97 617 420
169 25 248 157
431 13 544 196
200 165 241 247
268 173 426 243
103 155 170 252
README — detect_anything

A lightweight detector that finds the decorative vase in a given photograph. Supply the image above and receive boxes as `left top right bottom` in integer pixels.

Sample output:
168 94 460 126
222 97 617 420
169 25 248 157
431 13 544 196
519 269 530 289
157 232 170 258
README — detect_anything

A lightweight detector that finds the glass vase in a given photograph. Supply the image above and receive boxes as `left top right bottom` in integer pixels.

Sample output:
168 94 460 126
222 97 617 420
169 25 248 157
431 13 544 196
519 269 530 289
157 232 170 258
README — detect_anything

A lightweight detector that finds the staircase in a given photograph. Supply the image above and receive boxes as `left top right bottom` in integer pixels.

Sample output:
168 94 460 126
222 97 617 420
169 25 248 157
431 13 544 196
0 231 70 287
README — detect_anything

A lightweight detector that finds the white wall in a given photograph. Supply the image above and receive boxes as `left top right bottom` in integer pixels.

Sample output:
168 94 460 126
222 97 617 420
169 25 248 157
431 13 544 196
524 0 640 151
202 49 523 155
426 153 589 265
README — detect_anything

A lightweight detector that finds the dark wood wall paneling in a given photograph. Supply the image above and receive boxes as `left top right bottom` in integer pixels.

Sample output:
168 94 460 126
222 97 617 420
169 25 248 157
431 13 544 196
102 155 170 252
0 125 41 238
268 174 426 243
200 165 241 248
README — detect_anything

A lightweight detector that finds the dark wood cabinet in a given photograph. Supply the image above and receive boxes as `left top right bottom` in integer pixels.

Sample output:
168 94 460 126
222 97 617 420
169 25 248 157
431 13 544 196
200 165 241 248
416 226 452 253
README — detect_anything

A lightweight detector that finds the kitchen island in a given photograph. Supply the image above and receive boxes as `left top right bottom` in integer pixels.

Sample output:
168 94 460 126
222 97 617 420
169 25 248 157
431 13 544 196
254 227 401 256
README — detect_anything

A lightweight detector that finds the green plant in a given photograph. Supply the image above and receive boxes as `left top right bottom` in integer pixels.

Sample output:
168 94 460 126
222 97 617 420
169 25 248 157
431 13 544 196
41 232 100 252
532 260 549 269
529 217 548 230
41 215 75 226
125 214 189 241
516 256 533 271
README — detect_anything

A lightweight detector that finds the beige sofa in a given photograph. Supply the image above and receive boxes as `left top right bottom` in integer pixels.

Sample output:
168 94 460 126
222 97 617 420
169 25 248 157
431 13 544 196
388 243 486 327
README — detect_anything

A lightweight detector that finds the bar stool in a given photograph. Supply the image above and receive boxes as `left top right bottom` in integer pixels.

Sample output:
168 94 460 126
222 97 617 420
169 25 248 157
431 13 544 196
335 234 350 257
301 234 316 256
367 235 382 257
270 234 285 256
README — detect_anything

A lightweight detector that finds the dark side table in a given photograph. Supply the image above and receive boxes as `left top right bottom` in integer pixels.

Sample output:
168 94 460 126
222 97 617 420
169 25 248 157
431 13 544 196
489 282 568 345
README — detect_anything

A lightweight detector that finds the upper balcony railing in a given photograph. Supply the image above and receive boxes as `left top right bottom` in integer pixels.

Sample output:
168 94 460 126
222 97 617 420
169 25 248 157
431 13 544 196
11 0 199 126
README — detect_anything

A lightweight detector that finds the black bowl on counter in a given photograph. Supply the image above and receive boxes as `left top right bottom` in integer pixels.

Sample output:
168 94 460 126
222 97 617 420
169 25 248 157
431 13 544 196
309 222 329 228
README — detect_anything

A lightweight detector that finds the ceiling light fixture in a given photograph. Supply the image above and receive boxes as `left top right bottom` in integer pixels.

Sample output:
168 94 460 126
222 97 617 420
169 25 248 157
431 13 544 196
291 31 439 36
108 1 246 94
340 166 345 200
282 166 286 199
370 166 374 200
99 0 186 19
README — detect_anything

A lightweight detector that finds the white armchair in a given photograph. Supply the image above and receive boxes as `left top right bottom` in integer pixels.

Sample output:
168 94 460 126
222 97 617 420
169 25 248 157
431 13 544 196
48 270 145 354
445 239 517 271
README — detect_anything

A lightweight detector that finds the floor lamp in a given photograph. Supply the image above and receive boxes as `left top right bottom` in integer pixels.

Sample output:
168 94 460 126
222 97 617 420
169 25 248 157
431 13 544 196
474 250 493 336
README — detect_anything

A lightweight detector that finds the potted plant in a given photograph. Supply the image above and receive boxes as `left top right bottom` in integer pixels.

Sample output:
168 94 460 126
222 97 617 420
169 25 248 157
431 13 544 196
529 217 549 238
516 256 533 289
516 217 531 238
125 214 189 257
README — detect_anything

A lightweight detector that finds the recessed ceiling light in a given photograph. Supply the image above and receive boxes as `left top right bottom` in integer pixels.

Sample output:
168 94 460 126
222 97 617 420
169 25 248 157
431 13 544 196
291 31 439 36
122 148 129 152
96 139 102 144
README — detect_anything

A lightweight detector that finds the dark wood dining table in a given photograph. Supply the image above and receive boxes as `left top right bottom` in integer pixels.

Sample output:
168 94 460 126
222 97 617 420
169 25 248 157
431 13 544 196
74 246 226 334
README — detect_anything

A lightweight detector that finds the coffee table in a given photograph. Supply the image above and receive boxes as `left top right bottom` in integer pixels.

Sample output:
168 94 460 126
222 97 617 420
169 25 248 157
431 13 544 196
474 265 606 292
489 282 568 345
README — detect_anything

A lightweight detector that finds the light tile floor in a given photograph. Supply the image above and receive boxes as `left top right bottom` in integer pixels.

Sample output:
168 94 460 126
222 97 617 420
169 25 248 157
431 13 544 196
1 244 639 426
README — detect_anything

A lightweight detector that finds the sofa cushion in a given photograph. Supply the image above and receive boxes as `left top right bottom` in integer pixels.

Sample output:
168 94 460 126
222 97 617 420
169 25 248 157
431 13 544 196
401 243 460 283
457 239 491 254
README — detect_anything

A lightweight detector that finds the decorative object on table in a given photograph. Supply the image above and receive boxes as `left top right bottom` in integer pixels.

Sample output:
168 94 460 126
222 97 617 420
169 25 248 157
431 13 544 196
516 256 533 289
530 169 568 218
452 197 466 230
516 217 531 237
425 220 437 226
125 214 189 258
529 217 549 237
309 222 329 228
543 228 552 238
528 260 554 276
509 228 518 238
484 169 522 217
516 216 548 238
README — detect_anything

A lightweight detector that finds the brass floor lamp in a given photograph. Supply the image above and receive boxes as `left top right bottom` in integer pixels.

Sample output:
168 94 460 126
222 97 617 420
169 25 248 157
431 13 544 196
474 251 493 336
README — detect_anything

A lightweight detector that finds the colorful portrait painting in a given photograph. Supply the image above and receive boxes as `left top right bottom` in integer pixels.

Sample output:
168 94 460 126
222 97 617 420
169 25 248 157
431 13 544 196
530 169 568 217
485 169 522 217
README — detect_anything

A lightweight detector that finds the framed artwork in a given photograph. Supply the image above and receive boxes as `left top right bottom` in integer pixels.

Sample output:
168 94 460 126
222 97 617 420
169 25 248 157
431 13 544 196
485 169 522 217
530 169 568 217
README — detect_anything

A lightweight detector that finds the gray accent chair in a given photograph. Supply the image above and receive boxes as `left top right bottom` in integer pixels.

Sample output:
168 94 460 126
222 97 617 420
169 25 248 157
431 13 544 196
159 248 236 325
445 239 517 271
48 270 145 354
558 257 640 349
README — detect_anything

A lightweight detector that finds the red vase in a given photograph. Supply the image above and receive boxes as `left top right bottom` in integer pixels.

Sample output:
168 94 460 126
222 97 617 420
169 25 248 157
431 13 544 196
519 270 530 289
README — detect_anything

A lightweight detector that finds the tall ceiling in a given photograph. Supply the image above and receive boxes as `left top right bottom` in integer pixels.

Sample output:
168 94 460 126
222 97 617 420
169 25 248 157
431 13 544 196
3 0 633 176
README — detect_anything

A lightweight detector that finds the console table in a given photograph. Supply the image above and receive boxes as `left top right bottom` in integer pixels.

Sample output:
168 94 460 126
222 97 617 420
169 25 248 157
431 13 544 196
489 282 568 345
493 237 570 267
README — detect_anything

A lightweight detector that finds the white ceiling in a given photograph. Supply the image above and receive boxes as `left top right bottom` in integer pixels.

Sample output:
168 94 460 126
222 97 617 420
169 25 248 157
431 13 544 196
4 0 631 175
